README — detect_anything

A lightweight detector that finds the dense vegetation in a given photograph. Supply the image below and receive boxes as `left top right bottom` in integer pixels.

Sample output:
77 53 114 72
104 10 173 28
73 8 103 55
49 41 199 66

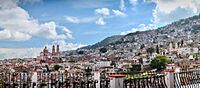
150 55 172 71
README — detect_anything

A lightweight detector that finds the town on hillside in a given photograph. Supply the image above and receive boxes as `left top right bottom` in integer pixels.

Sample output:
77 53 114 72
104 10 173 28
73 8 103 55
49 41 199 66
1 38 200 88
1 0 200 88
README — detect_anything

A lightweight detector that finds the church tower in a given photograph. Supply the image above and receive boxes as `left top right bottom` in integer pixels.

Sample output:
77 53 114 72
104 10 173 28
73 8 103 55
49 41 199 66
52 45 55 55
43 46 48 56
56 45 60 54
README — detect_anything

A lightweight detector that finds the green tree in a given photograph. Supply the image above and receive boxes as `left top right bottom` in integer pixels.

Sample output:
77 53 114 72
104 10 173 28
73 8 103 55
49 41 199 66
54 65 62 71
192 24 200 30
140 44 145 49
195 53 198 60
110 61 116 67
129 64 141 73
156 45 159 54
57 58 63 63
84 67 92 81
150 55 172 71
177 42 180 48
146 47 155 54
181 39 184 46
85 67 92 76
78 50 84 54
99 47 107 53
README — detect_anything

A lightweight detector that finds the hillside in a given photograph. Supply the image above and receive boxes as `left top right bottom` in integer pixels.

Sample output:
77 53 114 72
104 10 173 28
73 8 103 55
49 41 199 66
81 14 200 51
80 35 123 49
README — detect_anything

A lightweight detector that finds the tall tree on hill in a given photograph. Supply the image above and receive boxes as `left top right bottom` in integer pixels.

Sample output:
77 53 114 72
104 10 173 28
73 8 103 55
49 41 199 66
146 47 155 55
99 47 107 56
129 64 142 73
110 61 116 67
177 42 180 48
181 39 184 46
85 67 92 81
54 65 62 71
99 47 107 53
140 44 145 49
150 55 172 71
156 45 159 54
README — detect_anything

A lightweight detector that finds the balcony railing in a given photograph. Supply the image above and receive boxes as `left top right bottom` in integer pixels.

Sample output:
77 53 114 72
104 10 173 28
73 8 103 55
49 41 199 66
124 75 167 88
1 70 200 88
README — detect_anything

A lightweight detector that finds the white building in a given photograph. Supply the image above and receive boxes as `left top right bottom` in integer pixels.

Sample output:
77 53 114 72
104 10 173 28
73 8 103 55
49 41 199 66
94 61 111 69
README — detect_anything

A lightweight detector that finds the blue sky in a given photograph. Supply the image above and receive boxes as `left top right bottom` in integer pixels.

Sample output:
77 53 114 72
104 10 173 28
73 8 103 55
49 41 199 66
19 0 154 46
0 0 200 59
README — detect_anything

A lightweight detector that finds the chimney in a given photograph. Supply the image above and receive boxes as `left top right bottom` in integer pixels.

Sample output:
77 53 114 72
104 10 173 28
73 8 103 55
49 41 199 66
57 45 59 53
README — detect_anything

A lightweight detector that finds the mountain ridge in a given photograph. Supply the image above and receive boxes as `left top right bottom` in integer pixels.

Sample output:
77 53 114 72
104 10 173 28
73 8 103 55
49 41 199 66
80 13 200 50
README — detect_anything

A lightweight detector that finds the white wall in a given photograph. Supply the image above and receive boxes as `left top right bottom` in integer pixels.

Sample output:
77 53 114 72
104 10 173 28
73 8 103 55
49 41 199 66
94 72 101 88
94 61 111 68
110 77 124 88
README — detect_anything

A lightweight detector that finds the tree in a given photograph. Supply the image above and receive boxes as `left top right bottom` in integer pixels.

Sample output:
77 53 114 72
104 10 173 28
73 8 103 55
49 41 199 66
146 47 155 54
181 39 184 46
177 42 180 48
156 45 159 54
150 55 172 71
140 44 145 49
54 65 62 71
195 53 198 60
129 64 142 73
84 67 92 80
192 24 200 31
99 47 107 53
110 61 116 67
85 67 92 76
57 58 63 63
45 65 50 72
78 50 84 54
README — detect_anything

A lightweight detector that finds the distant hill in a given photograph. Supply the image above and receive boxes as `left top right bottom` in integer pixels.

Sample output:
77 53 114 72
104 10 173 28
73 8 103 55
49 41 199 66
81 35 123 49
81 14 200 50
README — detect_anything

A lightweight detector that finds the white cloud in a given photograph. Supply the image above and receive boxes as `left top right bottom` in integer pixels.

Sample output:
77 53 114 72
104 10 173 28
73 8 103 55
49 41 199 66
94 8 110 25
129 0 137 6
121 24 156 35
0 30 31 41
60 26 72 34
17 0 41 4
64 43 86 50
59 26 73 39
143 0 155 3
65 16 97 24
38 22 69 40
65 16 80 23
95 8 110 16
120 0 126 11
0 0 72 41
0 0 85 59
120 0 137 11
52 40 86 51
96 17 106 25
112 9 127 17
151 0 200 25
0 41 86 59
94 8 127 25
0 48 43 59
0 0 17 9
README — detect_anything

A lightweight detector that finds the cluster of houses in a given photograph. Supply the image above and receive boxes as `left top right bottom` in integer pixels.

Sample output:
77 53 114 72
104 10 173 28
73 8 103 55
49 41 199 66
0 41 200 88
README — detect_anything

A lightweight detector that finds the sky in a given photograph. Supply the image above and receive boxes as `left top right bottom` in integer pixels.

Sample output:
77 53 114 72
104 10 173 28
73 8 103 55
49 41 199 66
0 0 200 59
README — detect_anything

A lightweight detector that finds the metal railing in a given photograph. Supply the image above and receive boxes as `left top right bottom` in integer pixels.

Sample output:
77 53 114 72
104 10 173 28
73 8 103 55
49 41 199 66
2 71 200 88
0 72 109 88
174 70 200 88
124 75 167 88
